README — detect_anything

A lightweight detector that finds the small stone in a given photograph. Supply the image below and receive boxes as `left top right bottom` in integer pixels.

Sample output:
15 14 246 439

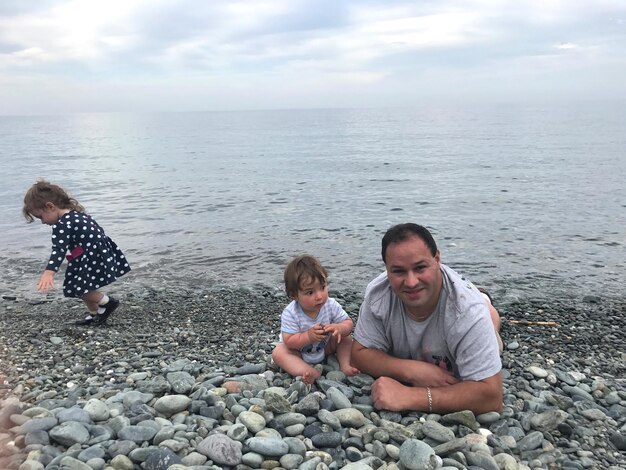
332 408 367 428
294 393 320 415
432 437 467 456
83 399 110 422
317 408 341 430
517 430 544 451
270 412 307 427
227 423 249 441
49 421 90 447
144 449 183 470
196 433 242 466
311 431 342 448
530 410 568 432
476 411 501 425
165 371 195 394
422 420 455 443
264 391 293 414
182 452 207 467
117 425 157 443
242 451 264 467
238 410 267 433
247 437 290 456
609 432 626 451
110 454 134 470
465 451 499 470
399 438 438 470
579 408 606 421
526 366 549 378
153 395 191 417
440 410 479 431
326 387 352 409
346 446 364 461
493 453 519 470
279 453 304 469
58 456 92 470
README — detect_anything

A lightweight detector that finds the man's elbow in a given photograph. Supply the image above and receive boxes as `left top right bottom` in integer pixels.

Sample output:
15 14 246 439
482 391 503 414
350 341 368 371
476 375 503 414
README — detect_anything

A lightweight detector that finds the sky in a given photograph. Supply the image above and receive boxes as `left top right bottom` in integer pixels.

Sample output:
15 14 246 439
1 0 625 115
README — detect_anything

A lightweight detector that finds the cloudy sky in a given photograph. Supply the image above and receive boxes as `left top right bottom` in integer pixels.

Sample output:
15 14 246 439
1 0 625 114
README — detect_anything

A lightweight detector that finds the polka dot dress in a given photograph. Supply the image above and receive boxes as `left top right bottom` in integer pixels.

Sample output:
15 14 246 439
46 211 131 298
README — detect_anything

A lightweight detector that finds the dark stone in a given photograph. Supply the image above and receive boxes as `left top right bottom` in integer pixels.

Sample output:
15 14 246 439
311 432 342 448
303 422 325 439
609 432 626 451
144 449 183 470
342 436 364 450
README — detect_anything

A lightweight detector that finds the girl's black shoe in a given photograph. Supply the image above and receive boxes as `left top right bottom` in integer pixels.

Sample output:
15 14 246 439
74 315 94 326
94 297 119 325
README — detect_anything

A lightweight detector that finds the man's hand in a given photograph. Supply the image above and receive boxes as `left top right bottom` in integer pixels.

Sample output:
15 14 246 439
403 361 460 387
351 339 459 387
37 270 55 293
307 324 327 343
371 377 420 411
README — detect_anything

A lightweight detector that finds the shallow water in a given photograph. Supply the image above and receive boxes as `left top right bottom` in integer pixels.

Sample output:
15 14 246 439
1 105 624 302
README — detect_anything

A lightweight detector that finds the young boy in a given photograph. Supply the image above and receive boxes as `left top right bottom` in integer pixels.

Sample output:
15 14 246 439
272 255 360 384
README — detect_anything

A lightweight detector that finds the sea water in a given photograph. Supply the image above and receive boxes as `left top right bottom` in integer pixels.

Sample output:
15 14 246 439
0 105 624 302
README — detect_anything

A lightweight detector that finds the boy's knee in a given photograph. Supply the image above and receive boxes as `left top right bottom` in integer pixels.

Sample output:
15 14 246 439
271 345 284 361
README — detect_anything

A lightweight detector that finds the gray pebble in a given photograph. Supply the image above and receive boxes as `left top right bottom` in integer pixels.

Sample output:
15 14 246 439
399 438 438 470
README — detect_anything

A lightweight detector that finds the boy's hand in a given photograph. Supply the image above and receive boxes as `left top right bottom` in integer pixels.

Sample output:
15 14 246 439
307 324 327 343
322 323 343 343
37 270 55 293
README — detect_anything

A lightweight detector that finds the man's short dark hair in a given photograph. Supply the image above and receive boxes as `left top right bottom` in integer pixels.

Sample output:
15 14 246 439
381 223 438 263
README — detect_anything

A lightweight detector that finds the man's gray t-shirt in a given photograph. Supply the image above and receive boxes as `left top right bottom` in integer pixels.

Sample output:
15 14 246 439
353 264 501 381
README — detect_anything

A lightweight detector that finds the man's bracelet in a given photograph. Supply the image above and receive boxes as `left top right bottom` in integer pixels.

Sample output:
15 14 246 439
426 387 433 413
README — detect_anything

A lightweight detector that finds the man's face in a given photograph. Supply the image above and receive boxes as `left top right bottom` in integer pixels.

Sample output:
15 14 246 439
384 235 442 320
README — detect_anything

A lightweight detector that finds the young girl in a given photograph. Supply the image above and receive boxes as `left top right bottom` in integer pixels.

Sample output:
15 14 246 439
23 180 131 325
271 255 360 384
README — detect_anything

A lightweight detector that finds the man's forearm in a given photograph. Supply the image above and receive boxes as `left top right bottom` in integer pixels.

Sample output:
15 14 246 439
371 373 503 414
351 341 420 383
427 373 503 414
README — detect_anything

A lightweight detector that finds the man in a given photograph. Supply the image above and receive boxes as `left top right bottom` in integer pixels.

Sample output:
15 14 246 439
351 223 503 414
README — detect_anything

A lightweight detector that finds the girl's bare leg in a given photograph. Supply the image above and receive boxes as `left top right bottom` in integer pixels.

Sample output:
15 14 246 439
272 343 320 384
82 290 104 313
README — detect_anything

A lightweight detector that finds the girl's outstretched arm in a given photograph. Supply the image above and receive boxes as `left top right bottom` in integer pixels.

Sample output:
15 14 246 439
37 270 55 292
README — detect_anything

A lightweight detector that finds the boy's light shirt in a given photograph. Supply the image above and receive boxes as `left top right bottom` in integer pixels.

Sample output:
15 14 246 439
279 297 349 364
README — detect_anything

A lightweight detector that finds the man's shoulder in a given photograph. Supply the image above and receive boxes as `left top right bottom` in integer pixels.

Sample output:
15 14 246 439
364 271 390 298
440 264 488 319
363 271 396 312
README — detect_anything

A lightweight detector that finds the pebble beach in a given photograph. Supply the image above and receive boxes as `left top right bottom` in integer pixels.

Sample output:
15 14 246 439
0 287 624 470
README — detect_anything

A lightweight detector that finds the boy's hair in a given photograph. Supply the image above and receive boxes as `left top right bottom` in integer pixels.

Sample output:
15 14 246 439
23 179 85 223
381 223 438 263
284 255 328 298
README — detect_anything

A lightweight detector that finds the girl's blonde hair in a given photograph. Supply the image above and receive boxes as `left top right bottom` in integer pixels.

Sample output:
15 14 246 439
23 179 85 223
